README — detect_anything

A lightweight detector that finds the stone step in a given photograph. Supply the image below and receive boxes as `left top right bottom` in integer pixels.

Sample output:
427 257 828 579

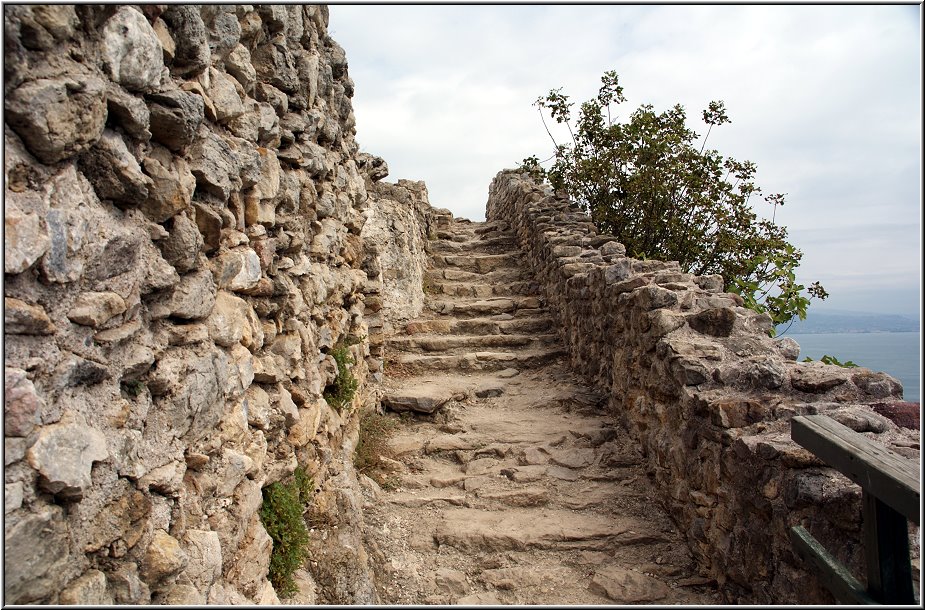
433 508 666 552
426 267 531 285
390 333 559 353
404 315 556 336
429 235 517 254
426 296 544 318
434 253 521 274
431 280 539 299
393 347 566 372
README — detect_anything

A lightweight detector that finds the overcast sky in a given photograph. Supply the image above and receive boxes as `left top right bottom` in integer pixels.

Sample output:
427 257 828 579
328 4 921 317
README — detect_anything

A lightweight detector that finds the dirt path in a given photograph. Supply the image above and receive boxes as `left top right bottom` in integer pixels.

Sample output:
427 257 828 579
359 217 721 604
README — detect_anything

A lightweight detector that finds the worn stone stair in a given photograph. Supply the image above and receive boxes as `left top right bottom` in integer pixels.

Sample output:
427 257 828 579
363 216 722 605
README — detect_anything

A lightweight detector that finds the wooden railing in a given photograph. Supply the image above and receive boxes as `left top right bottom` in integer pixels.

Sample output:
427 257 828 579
790 414 920 604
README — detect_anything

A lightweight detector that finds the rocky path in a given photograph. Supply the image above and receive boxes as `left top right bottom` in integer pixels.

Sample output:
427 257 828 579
359 216 721 604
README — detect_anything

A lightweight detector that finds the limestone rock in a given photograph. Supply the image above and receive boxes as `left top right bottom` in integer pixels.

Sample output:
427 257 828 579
158 213 202 272
169 269 217 320
688 307 736 337
188 132 241 200
101 7 165 91
205 67 245 122
26 417 109 498
435 568 467 595
4 76 108 164
5 207 50 273
79 130 151 204
252 38 299 93
4 297 55 335
183 529 223 590
4 367 45 437
106 86 152 140
201 5 241 62
789 362 849 393
589 566 669 602
107 562 151 604
60 569 114 605
3 506 71 604
207 291 264 348
141 146 196 222
147 89 205 152
67 291 127 327
225 44 257 92
141 529 189 584
215 248 262 292
160 5 210 76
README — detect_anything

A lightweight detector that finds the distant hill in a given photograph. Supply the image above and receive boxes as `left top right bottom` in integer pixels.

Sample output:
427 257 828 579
777 310 920 334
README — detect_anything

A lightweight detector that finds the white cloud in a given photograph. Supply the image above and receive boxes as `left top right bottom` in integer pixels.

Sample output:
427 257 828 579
329 3 921 315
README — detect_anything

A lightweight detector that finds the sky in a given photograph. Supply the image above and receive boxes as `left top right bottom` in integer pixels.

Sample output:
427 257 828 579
328 4 922 317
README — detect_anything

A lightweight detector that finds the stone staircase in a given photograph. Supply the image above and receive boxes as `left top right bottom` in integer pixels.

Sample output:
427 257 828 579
388 216 565 375
361 216 721 604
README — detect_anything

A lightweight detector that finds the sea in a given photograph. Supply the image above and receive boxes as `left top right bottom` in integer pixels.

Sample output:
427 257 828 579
786 332 921 403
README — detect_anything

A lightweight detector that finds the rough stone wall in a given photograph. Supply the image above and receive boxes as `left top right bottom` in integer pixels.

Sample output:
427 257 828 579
487 169 920 604
4 5 386 604
360 174 435 366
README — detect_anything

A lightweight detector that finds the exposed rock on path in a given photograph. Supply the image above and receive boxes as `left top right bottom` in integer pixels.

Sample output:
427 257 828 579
363 216 721 604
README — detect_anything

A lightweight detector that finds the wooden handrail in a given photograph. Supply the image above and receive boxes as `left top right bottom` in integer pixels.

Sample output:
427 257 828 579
790 414 920 605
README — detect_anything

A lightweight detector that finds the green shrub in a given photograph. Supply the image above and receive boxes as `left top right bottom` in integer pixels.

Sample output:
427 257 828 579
259 467 313 597
802 354 858 368
323 343 359 412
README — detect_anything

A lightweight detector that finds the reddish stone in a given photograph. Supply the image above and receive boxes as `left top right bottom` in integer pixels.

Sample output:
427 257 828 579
870 401 920 430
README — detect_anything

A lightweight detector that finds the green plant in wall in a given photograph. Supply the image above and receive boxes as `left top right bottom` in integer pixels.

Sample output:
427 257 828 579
522 70 828 334
802 354 859 368
259 466 313 596
323 338 362 412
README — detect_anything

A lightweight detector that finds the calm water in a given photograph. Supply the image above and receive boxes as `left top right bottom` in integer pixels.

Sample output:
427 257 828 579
786 332 921 403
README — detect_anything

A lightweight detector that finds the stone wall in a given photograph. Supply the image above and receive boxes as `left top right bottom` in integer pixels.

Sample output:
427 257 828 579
360 174 435 371
486 169 920 604
3 5 396 604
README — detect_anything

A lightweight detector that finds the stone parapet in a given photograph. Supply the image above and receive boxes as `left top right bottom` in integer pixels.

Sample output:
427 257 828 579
486 169 919 604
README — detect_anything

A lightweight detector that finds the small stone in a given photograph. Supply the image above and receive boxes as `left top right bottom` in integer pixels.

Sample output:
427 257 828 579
193 202 224 253
101 7 164 91
60 569 114 605
4 76 108 164
5 482 24 512
4 367 45 436
161 584 205 605
435 568 468 595
589 566 670 602
67 291 127 327
205 67 245 122
168 269 217 319
157 213 202 272
147 88 205 152
188 132 241 200
4 297 55 334
27 417 109 498
5 207 50 274
106 86 152 140
160 5 209 76
496 368 520 378
225 44 257 92
215 248 262 292
3 506 71 604
79 129 151 205
141 146 196 223
141 529 189 584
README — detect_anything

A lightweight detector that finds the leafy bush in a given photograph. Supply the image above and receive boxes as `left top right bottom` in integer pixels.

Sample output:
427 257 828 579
323 342 359 412
803 354 858 368
259 467 313 597
523 70 827 334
